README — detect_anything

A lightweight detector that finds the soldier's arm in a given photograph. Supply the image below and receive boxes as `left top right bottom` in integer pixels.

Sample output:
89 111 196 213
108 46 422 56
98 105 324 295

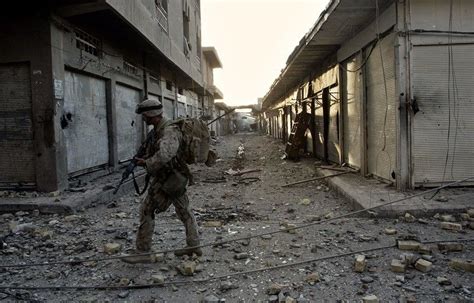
144 126 182 175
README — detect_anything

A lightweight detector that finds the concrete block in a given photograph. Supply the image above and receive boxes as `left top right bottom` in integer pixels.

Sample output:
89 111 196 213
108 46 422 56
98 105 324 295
305 272 321 284
151 274 165 284
437 242 464 252
440 214 456 222
397 240 421 251
362 294 379 303
449 258 474 273
417 245 432 255
177 262 197 276
104 243 122 254
391 259 406 273
354 255 367 273
467 209 474 217
415 259 432 272
440 222 462 231
404 213 416 223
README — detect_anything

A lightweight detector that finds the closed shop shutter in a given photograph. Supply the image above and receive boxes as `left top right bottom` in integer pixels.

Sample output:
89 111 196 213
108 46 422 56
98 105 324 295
0 63 35 186
63 71 109 174
412 44 474 185
328 86 340 163
366 33 397 181
314 91 324 159
116 84 141 162
342 55 362 168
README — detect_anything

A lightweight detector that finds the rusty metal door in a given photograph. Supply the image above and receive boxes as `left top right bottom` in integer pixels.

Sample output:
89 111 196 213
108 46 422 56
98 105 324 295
0 63 35 187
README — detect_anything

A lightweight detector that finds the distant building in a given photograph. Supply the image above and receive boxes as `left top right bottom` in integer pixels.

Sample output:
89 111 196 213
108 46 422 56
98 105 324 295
0 0 223 192
262 0 474 190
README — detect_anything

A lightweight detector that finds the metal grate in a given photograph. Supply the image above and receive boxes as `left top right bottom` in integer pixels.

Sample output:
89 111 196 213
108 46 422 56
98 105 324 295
75 29 101 57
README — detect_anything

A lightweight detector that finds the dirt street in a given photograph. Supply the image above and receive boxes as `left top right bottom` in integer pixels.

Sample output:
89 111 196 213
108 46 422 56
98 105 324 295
1 134 473 302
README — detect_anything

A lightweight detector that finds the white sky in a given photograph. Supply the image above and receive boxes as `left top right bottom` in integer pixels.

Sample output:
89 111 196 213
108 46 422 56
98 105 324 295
201 0 329 106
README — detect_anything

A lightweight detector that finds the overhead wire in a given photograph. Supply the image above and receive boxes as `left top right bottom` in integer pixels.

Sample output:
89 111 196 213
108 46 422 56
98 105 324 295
0 237 472 291
1 175 473 269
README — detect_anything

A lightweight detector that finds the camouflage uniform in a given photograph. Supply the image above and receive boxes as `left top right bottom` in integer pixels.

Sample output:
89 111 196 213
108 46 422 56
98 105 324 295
136 117 200 252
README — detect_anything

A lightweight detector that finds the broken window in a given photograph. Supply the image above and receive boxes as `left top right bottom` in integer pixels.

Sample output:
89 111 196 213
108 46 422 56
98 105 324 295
75 29 101 57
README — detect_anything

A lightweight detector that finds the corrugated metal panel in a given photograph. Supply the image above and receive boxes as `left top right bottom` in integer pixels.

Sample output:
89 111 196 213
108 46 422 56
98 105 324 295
412 44 474 185
0 63 35 185
328 86 340 163
366 33 397 181
64 71 109 173
315 92 324 159
116 84 141 162
342 55 362 168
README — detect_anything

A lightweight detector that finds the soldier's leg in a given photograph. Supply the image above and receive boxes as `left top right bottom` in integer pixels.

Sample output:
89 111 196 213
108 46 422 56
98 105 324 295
173 193 201 255
136 190 171 251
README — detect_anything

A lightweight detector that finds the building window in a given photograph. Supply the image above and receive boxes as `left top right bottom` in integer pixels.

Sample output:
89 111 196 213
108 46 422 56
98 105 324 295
155 0 169 32
75 29 101 57
166 80 173 91
123 61 139 76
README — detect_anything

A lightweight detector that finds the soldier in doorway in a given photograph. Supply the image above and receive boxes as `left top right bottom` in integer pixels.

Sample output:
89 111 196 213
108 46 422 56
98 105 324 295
122 99 202 263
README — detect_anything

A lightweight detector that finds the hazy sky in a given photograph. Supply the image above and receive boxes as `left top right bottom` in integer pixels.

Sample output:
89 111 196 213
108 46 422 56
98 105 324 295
201 0 329 106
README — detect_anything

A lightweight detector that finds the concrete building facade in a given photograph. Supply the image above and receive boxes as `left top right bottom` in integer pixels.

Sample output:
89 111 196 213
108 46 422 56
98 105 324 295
0 0 223 192
262 0 474 190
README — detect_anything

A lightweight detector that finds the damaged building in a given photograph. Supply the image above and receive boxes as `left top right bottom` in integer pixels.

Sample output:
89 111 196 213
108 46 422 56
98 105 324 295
0 0 223 193
261 0 474 190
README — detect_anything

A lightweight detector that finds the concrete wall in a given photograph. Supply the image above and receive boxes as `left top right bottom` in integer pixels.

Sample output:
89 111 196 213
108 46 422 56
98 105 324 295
0 13 61 192
106 0 203 86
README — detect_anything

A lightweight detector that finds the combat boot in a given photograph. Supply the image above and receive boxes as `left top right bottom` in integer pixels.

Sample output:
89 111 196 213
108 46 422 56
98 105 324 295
174 246 203 257
120 250 154 264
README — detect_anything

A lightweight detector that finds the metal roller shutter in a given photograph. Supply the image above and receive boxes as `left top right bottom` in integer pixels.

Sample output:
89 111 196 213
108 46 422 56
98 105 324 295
366 33 397 181
63 71 109 174
116 84 141 162
0 63 35 186
412 44 474 185
328 86 340 163
342 55 362 168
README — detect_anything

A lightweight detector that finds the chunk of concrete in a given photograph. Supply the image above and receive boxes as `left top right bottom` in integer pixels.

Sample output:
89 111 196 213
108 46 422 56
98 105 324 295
391 259 406 273
437 242 464 252
398 240 420 251
449 258 474 273
384 228 397 235
415 259 432 272
440 222 462 231
104 243 122 254
354 255 367 273
362 294 379 303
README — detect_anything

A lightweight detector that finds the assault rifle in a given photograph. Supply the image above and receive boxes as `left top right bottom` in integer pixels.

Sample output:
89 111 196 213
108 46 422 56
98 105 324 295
113 130 154 195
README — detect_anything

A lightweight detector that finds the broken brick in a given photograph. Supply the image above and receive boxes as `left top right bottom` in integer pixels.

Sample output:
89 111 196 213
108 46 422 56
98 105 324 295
398 240 421 251
414 259 432 272
437 242 464 252
449 258 474 273
362 294 379 303
354 255 367 273
391 259 406 273
440 222 462 231
104 243 122 254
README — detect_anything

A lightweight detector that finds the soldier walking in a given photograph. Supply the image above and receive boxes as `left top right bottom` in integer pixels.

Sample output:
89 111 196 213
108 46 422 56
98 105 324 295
122 99 202 263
